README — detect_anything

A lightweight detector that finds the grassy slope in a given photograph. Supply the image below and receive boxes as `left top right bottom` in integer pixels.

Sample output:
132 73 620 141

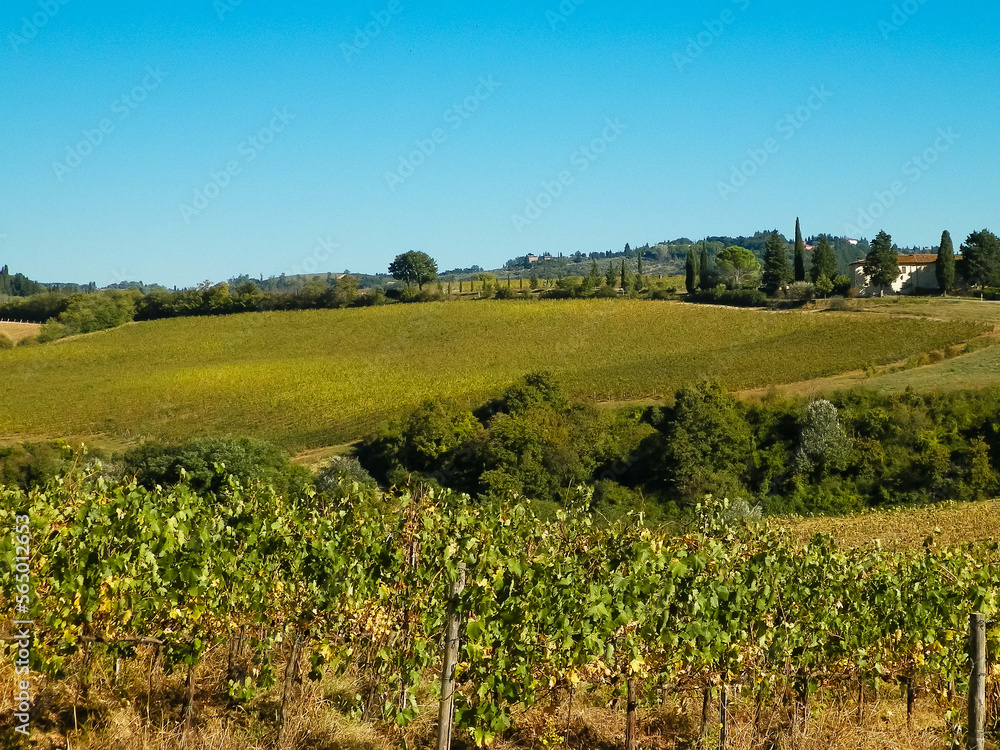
0 300 986 450
853 297 1000 392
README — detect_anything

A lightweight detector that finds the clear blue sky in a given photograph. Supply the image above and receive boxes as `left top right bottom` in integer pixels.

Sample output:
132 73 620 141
2 0 998 287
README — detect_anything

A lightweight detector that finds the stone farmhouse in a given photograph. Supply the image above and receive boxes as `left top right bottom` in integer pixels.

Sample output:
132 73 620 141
850 254 939 297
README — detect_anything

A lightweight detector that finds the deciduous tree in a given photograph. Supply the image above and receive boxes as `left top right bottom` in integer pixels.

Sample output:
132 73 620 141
389 251 438 290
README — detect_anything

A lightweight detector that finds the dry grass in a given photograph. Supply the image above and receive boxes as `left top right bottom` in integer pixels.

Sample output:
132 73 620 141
1 645 967 750
783 499 1000 550
0 320 40 344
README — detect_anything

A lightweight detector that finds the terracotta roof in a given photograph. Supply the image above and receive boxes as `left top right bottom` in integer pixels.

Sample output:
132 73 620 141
850 254 938 266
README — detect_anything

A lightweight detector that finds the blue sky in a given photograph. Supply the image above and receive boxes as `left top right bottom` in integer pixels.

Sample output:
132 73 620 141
2 0 998 287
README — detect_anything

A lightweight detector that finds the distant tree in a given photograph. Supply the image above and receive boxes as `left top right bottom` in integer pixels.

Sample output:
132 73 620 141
685 249 698 294
529 272 539 290
794 400 852 477
586 261 602 291
810 235 837 283
935 230 955 294
636 251 644 280
389 251 438 290
332 274 359 307
715 246 761 288
699 243 710 290
793 218 806 282
605 262 616 288
815 274 834 298
960 229 1000 290
862 231 900 293
620 258 627 289
761 232 791 294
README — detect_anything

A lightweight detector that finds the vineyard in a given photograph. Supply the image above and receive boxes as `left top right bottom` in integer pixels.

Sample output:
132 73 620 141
0 300 988 451
3 468 1000 749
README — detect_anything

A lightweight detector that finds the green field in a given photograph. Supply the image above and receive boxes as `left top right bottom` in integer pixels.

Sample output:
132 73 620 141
0 299 988 451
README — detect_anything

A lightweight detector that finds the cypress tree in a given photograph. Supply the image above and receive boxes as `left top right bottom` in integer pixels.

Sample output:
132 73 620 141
936 230 955 294
685 249 698 294
762 232 791 295
699 242 710 290
620 258 627 289
636 251 644 285
605 262 616 287
793 218 806 282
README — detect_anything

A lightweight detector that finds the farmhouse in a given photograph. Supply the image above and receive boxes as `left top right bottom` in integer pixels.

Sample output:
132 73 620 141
850 254 939 297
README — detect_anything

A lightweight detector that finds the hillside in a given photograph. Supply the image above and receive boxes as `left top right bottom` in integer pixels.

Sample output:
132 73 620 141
0 299 987 451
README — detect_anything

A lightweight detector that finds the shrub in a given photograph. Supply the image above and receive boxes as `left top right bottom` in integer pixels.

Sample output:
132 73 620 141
17 335 39 347
786 282 816 301
0 333 13 350
828 297 850 312
123 437 293 494
315 455 378 498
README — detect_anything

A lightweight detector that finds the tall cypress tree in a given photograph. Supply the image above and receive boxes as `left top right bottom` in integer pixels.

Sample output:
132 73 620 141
793 218 806 282
685 249 698 294
936 230 955 295
699 242 710 290
762 232 791 295
620 258 627 289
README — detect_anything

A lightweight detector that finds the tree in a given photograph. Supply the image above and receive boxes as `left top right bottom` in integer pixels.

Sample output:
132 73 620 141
685 249 698 294
794 400 852 477
810 235 837 283
761 232 791 294
935 230 955 294
529 272 539 290
332 274 359 307
793 218 806 282
388 251 438 290
862 231 900 293
699 242 710 290
960 229 1000 290
620 258 627 290
715 246 761 288
605 262 616 288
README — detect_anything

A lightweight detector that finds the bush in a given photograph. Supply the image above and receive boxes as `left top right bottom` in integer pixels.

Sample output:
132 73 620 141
315 455 378 499
0 441 73 490
827 297 850 312
786 282 816 301
17 335 39 347
0 333 13 350
687 289 768 308
494 286 517 300
123 437 295 494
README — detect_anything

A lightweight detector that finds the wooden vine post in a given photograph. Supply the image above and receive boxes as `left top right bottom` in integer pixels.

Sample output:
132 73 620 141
437 562 467 750
625 679 639 750
969 612 986 750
